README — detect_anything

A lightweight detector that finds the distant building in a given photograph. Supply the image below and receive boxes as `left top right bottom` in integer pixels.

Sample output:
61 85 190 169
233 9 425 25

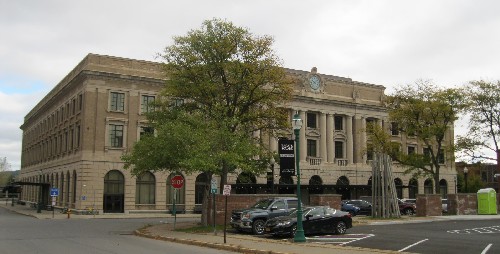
18 54 457 213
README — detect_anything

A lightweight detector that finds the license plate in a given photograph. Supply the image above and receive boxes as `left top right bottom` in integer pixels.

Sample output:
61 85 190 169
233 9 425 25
265 227 271 232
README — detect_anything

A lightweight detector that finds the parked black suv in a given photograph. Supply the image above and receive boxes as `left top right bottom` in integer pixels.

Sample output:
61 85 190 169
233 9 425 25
230 197 299 235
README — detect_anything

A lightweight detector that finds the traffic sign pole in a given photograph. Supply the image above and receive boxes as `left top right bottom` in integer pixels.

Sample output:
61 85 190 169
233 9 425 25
170 175 184 230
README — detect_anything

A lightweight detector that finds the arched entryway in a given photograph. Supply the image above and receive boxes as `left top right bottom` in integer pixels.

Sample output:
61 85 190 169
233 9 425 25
235 172 257 194
278 175 294 194
194 173 209 213
336 176 350 200
408 178 418 199
308 175 323 195
394 178 403 199
439 179 448 198
424 179 433 194
103 170 124 213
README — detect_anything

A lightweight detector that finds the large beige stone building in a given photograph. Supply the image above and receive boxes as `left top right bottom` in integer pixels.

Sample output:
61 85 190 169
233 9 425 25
18 54 457 213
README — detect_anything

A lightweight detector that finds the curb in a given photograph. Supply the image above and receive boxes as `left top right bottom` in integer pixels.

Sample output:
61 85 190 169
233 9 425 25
134 229 289 254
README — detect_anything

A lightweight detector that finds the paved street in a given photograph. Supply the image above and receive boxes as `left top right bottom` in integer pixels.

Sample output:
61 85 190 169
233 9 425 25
0 206 235 254
346 219 500 253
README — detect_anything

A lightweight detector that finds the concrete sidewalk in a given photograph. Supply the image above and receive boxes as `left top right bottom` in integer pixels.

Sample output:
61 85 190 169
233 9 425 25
3 200 500 254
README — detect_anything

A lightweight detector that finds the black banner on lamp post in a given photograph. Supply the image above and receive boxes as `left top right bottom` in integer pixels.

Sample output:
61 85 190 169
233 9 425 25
278 139 295 176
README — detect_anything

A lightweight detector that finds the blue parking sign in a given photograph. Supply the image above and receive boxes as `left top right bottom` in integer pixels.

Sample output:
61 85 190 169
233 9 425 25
50 188 59 197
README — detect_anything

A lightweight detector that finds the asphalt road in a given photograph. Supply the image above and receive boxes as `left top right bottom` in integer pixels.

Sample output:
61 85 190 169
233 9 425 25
347 219 500 254
0 206 236 254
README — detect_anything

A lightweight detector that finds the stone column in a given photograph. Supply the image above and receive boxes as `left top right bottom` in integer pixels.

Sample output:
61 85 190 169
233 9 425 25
346 115 354 164
320 112 327 163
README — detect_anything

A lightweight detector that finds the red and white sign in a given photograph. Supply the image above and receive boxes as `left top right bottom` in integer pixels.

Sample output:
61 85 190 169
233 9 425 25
171 175 184 189
223 185 231 196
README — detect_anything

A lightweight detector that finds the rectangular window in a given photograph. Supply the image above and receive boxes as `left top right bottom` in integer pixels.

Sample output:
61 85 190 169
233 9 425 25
72 99 76 115
110 124 124 147
391 122 399 136
334 141 344 158
141 95 155 113
140 126 154 139
78 94 83 111
407 146 416 155
334 116 343 131
307 139 317 157
76 125 81 148
307 113 317 128
438 149 445 164
110 92 125 111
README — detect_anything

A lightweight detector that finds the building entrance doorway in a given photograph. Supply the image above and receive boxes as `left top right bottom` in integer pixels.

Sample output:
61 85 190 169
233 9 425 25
103 170 124 213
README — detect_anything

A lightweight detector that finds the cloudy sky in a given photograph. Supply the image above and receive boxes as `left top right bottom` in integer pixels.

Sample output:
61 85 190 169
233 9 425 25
1 0 499 171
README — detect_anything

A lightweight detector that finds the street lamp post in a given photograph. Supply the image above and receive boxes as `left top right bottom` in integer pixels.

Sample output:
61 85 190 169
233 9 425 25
292 113 306 243
464 167 469 193
270 157 275 194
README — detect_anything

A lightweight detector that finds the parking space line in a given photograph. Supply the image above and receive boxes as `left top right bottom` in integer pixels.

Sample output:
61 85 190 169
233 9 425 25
398 239 428 252
340 234 374 246
481 244 492 254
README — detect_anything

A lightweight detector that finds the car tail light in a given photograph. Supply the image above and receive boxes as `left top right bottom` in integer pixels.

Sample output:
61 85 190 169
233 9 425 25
345 213 352 218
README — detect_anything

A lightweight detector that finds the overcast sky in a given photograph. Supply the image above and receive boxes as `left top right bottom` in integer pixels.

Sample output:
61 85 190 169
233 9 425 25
1 0 499 171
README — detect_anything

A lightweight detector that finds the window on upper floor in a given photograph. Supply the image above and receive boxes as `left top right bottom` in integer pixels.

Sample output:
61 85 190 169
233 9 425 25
438 149 445 164
407 145 416 155
334 115 343 131
391 122 400 136
110 92 125 112
334 141 344 158
307 112 317 129
307 139 317 157
141 95 155 113
109 124 124 147
140 126 154 139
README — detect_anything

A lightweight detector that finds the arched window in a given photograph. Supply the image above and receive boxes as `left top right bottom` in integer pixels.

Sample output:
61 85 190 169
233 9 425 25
166 173 185 213
104 170 125 213
236 172 257 194
424 179 433 194
439 179 448 199
336 176 350 200
309 175 323 194
135 172 156 204
72 171 77 204
409 178 418 199
60 172 65 206
394 178 403 199
66 172 70 204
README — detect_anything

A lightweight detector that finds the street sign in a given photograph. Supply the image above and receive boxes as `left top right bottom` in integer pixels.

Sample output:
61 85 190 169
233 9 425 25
171 175 184 189
223 185 231 196
211 178 218 193
278 139 295 176
50 188 59 197
51 196 56 206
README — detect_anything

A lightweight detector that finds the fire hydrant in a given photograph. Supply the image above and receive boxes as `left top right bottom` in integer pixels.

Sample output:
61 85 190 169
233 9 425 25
67 209 71 219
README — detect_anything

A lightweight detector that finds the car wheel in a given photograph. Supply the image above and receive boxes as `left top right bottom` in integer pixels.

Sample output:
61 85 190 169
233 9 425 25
403 208 414 216
252 219 266 235
334 221 347 235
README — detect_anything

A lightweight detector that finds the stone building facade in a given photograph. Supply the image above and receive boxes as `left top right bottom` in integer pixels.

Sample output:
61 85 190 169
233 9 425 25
18 54 457 213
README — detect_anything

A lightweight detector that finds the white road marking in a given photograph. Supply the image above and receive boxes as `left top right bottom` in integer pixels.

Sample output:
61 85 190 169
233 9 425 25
481 244 492 254
447 225 500 234
398 239 428 252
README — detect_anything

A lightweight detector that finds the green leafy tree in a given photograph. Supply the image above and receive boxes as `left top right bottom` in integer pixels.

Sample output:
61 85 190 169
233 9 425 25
456 81 500 175
122 19 292 224
368 80 465 194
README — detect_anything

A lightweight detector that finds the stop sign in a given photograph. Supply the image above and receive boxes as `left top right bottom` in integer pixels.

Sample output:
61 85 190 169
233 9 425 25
171 175 184 189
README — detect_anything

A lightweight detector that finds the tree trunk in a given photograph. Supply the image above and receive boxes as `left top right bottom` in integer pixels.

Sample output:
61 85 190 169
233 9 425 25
200 173 213 227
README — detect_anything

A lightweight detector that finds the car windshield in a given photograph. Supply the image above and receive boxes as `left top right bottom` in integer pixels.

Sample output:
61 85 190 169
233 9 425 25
251 199 274 209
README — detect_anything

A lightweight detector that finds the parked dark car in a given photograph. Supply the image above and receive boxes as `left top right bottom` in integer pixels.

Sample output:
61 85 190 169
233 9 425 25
341 202 361 216
264 206 352 237
342 200 372 215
